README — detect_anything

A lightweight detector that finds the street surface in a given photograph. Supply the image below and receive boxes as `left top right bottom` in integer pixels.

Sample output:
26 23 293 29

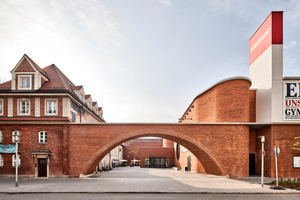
0 166 300 196
0 193 300 200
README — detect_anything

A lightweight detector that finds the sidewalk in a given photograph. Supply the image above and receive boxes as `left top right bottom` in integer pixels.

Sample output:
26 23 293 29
0 167 299 194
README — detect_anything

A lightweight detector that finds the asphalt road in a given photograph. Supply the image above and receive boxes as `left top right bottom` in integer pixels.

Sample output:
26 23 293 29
1 193 300 200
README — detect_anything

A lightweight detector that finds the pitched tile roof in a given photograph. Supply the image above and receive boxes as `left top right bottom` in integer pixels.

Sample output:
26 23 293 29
40 64 75 94
25 54 48 79
70 86 83 90
0 80 11 90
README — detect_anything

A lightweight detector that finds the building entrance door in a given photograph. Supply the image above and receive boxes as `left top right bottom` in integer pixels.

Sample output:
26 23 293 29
149 157 166 168
249 154 255 175
38 158 47 177
187 156 191 172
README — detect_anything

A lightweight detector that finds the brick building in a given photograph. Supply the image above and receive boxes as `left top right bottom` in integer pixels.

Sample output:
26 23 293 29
0 54 105 178
176 12 300 178
123 138 172 167
0 11 300 179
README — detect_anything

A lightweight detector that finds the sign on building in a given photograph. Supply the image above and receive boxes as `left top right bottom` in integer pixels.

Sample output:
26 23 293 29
284 82 300 120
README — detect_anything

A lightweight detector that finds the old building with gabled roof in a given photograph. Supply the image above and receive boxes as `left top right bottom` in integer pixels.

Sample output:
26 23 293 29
0 54 105 178
0 54 105 123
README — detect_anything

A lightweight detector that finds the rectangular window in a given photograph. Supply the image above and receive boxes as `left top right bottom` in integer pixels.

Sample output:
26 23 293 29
39 131 47 144
19 100 30 114
80 94 83 101
46 100 57 114
0 154 3 167
21 77 30 88
12 154 21 167
0 99 3 115
12 131 21 143
0 131 3 143
18 75 32 90
71 111 76 122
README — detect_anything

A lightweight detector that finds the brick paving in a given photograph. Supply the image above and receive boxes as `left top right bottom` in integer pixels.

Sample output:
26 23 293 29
0 167 299 194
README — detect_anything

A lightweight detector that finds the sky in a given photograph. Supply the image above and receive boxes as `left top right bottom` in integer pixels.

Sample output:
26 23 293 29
0 0 300 123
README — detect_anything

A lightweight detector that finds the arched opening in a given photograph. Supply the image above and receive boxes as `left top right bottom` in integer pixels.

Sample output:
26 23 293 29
81 129 228 177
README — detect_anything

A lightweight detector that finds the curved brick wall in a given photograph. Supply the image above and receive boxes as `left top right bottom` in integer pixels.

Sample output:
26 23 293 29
191 78 251 123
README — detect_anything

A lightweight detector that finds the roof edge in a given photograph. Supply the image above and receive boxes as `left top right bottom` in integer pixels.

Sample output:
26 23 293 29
179 76 252 121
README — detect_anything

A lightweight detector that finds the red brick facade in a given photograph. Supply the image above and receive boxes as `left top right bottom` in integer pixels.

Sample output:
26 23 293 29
140 147 174 168
1 54 300 180
123 139 163 166
67 123 249 178
0 123 69 177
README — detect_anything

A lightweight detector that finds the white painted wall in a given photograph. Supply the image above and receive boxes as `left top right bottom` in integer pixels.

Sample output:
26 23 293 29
250 45 283 122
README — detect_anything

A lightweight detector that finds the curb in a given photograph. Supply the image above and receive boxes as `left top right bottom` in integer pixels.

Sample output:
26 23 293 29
1 191 300 194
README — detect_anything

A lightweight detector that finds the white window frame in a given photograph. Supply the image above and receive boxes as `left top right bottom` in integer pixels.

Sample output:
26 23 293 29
39 131 47 144
18 99 30 115
12 131 21 143
0 99 3 115
0 131 3 143
45 99 58 115
18 75 32 90
0 154 3 167
12 154 21 167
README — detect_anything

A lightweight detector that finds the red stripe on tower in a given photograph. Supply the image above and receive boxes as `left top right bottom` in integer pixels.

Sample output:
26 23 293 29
249 11 283 65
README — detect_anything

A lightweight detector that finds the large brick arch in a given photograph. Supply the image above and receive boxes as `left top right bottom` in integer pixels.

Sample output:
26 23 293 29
69 124 249 178
81 128 228 177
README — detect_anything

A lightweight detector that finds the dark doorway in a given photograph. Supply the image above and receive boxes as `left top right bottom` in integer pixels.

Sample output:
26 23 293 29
38 158 47 177
187 156 191 172
249 154 255 175
149 157 166 168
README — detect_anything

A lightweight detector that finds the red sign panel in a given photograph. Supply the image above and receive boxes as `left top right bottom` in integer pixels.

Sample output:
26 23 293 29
249 11 283 65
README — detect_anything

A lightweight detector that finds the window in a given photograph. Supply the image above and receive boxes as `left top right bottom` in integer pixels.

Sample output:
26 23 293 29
88 102 91 108
0 131 3 143
39 131 47 144
80 94 83 101
12 131 21 143
18 100 30 114
12 154 21 167
0 154 3 167
71 111 76 122
46 100 57 114
18 75 32 90
0 99 3 115
21 77 30 88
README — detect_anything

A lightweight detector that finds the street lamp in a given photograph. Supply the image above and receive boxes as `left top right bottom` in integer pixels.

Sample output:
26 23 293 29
13 131 21 187
258 136 265 187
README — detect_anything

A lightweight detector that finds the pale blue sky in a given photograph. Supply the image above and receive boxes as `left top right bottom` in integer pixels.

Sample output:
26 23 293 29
0 0 299 122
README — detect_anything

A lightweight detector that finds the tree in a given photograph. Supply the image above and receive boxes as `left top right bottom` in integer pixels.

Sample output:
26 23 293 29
288 137 300 151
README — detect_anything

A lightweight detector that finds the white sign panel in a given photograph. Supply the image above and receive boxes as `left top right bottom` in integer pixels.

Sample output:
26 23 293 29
283 82 300 120
293 156 300 168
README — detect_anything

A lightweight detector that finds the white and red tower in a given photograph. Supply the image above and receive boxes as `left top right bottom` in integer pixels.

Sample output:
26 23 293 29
249 11 283 122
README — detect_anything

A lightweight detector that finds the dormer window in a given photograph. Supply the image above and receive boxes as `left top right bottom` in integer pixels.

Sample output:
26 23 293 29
80 94 83 101
18 75 32 90
21 78 30 88
88 102 91 108
0 99 3 115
